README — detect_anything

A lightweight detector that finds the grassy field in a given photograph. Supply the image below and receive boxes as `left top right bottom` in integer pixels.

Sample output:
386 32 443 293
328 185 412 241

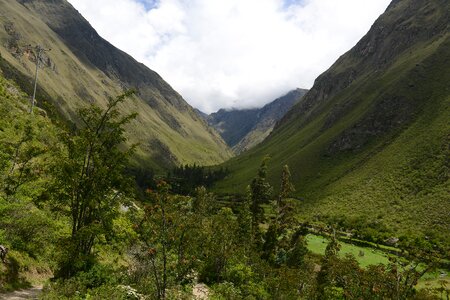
306 234 391 268
306 234 450 296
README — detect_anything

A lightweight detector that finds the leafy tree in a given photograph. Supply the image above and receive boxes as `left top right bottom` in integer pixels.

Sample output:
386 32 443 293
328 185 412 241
53 92 136 277
237 186 253 251
316 230 341 298
0 91 61 201
249 156 272 237
192 186 213 216
200 207 239 284
286 232 308 268
135 181 197 299
0 77 62 263
263 164 302 266
262 222 279 263
277 165 296 231
278 165 295 203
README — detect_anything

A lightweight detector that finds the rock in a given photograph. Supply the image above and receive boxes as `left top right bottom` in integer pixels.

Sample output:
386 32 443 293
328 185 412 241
385 237 399 246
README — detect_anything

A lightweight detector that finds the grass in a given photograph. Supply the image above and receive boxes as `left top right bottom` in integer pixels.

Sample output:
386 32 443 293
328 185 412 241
306 233 450 297
306 234 391 268
417 276 449 293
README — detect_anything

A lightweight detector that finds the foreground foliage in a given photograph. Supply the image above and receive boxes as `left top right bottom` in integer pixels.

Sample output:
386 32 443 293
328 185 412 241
0 75 447 299
52 91 136 278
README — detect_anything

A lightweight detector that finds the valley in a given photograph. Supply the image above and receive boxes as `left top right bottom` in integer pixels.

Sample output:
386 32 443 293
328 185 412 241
0 0 449 299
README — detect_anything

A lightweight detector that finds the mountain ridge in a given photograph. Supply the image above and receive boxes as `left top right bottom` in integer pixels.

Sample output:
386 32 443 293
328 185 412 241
215 0 450 242
0 0 232 170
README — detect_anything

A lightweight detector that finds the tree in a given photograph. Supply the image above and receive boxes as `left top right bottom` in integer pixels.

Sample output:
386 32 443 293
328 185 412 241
53 91 136 277
316 230 341 299
263 164 300 265
249 156 272 237
278 165 295 205
0 78 62 262
237 186 253 250
192 186 213 216
0 90 61 200
200 207 239 283
277 165 295 228
135 181 198 299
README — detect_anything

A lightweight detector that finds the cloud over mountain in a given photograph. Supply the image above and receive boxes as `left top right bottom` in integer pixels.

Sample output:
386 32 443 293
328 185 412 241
68 0 391 113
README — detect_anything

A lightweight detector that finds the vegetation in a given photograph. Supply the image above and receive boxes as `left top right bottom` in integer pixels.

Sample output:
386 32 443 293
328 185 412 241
306 234 391 268
0 0 448 298
0 73 448 299
166 164 229 195
0 75 61 291
52 91 137 278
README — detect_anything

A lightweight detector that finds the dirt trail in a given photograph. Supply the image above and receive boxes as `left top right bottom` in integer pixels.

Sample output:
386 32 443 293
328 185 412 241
192 283 209 300
0 286 43 300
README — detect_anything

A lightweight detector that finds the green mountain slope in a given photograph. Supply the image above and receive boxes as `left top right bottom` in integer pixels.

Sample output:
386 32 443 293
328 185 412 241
216 0 450 241
0 0 232 170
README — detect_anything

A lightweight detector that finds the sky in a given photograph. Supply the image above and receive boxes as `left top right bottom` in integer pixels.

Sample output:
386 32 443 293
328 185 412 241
67 0 391 113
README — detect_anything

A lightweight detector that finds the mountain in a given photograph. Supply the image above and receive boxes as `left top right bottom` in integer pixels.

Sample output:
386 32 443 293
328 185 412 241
0 0 232 170
207 108 260 148
234 88 308 153
216 0 450 242
207 88 307 153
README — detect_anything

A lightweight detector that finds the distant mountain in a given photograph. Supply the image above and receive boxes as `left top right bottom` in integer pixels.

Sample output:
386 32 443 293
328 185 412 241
234 89 308 153
206 88 308 153
217 0 450 242
207 108 260 148
0 0 232 170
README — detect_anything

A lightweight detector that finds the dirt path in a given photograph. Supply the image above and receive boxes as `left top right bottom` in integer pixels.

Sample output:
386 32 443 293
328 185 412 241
192 283 209 300
0 286 43 300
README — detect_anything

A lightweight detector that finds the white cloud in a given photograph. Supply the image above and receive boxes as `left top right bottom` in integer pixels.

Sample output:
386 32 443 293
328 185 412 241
67 0 391 113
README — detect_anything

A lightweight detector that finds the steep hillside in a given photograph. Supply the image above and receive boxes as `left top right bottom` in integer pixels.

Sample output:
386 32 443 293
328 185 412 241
0 0 232 170
207 88 307 153
216 0 450 241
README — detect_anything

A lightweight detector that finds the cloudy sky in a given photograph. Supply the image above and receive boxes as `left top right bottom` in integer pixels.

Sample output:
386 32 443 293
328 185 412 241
67 0 391 113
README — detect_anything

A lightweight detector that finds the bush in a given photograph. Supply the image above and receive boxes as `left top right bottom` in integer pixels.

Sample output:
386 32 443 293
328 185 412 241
223 263 254 286
211 282 242 300
86 285 141 300
42 264 121 299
